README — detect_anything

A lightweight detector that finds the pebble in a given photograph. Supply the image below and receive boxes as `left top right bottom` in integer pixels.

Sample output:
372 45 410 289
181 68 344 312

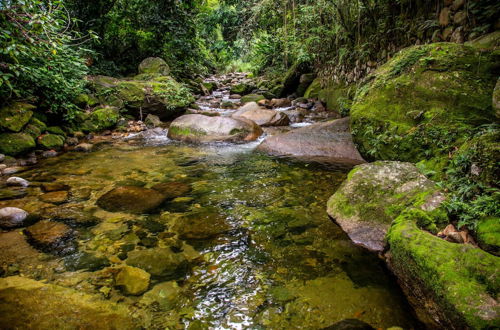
0 207 29 229
3 166 26 175
6 177 30 187
74 143 94 152
42 150 58 158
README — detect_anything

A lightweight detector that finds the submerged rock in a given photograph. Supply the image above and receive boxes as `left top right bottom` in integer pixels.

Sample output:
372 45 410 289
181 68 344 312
64 251 110 271
126 247 188 278
232 102 290 127
115 265 151 295
97 186 166 214
41 204 99 227
24 220 73 253
140 281 182 311
0 207 29 229
0 276 139 329
257 117 365 168
168 114 263 143
169 207 231 240
327 161 445 252
151 181 191 199
39 191 70 205
41 182 70 192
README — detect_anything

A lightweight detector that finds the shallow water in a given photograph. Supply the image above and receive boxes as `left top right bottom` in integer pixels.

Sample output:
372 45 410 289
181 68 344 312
3 137 420 329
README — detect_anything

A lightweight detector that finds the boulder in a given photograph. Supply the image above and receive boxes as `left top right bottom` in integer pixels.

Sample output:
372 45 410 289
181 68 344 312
0 276 139 329
74 143 94 152
41 205 99 227
257 117 365 168
6 177 29 187
126 248 188 278
24 220 73 252
0 133 35 156
168 114 262 143
80 106 120 133
40 191 69 205
138 57 170 76
115 265 151 295
232 102 290 127
0 102 35 132
475 217 499 256
327 161 446 252
230 83 253 96
240 94 265 104
269 98 292 108
97 186 166 214
350 42 497 163
281 61 311 96
144 114 162 128
37 134 65 150
0 207 29 229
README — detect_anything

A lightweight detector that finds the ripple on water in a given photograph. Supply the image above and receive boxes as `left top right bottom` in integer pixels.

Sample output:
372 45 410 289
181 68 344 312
4 138 419 329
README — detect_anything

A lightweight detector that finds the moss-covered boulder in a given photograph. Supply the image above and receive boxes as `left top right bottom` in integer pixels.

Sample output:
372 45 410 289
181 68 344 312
387 212 500 329
281 61 311 96
138 57 170 76
327 161 446 251
46 126 66 137
0 102 35 132
201 82 217 94
74 93 99 108
0 276 139 329
37 134 65 150
0 133 35 156
351 42 498 163
230 83 254 96
80 106 120 132
240 94 265 104
304 78 322 99
475 217 500 256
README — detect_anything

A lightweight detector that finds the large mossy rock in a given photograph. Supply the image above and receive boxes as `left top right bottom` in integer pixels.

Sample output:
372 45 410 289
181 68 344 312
138 57 170 76
0 276 139 329
37 134 65 150
351 42 498 163
80 106 120 132
281 61 311 96
230 83 254 96
387 213 500 329
0 102 35 132
327 161 446 251
88 75 194 120
168 114 263 143
0 132 35 156
257 118 365 168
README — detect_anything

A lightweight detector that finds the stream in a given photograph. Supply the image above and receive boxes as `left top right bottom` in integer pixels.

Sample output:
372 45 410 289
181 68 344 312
0 74 421 329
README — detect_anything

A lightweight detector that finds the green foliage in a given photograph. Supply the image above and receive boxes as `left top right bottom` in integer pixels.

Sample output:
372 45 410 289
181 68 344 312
0 0 93 121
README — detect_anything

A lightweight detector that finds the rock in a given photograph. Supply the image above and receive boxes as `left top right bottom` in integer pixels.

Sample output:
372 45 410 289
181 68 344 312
232 102 290 127
138 57 170 76
281 62 311 96
0 154 4 162
475 217 499 256
240 94 265 104
257 117 365 168
282 108 307 123
74 143 94 152
450 27 464 43
269 98 292 108
126 247 188 278
351 43 497 163
386 213 500 329
453 11 467 25
140 281 181 311
0 188 27 200
151 182 191 199
6 176 29 187
439 7 450 26
40 191 69 205
115 265 151 295
229 94 241 99
327 161 446 252
230 83 253 96
97 186 166 214
168 114 262 143
451 0 465 10
0 133 36 156
322 319 374 330
41 205 99 227
41 183 70 192
0 276 138 329
66 137 79 146
144 114 162 128
41 150 57 158
2 166 27 175
24 220 73 252
64 251 110 271
466 31 500 51
37 134 65 150
0 231 46 276
0 102 35 132
170 207 230 240
80 106 120 133
0 207 29 229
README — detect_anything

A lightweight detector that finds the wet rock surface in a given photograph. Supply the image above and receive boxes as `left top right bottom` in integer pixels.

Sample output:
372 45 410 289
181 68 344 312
97 186 166 213
0 207 29 228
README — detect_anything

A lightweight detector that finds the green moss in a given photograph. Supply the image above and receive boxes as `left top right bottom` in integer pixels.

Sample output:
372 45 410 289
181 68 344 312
168 126 206 137
37 134 65 150
230 83 253 95
74 94 99 108
0 102 35 132
138 57 170 76
303 78 322 99
387 212 500 329
351 42 497 164
80 107 120 133
240 94 265 104
476 217 500 255
116 81 145 107
0 133 36 156
201 82 216 93
46 126 66 137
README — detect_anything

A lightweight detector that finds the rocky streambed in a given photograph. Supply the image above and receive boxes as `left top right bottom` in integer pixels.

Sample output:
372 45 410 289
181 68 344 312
0 73 423 329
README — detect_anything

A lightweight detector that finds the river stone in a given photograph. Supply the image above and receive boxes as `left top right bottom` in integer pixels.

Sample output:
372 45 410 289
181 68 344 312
0 188 27 200
41 182 70 192
97 186 166 214
64 251 110 271
74 143 94 152
0 231 46 275
151 182 191 199
140 281 182 311
40 191 69 205
0 276 138 329
0 207 29 228
24 220 73 252
170 207 231 240
6 176 30 187
115 265 151 295
126 247 188 278
257 117 365 168
168 114 263 143
41 205 99 227
327 161 445 252
232 102 290 127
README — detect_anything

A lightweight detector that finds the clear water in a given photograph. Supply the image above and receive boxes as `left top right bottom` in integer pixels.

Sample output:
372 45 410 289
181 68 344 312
2 137 420 329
